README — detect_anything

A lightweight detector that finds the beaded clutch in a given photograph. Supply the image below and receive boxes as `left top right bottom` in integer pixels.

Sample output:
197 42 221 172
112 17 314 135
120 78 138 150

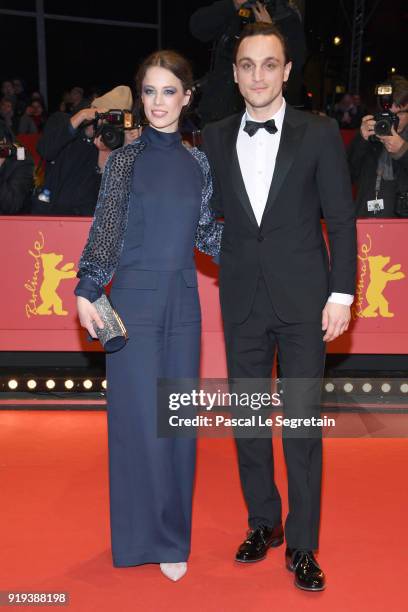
92 294 128 353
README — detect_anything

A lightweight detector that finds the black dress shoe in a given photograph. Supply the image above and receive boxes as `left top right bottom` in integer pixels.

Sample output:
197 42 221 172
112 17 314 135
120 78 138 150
285 548 326 591
235 525 284 563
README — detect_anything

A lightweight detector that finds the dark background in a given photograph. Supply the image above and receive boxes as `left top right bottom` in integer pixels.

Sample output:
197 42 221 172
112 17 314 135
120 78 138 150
0 0 407 110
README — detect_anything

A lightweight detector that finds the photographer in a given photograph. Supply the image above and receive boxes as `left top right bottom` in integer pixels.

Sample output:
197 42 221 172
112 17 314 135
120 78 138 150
33 85 138 216
190 0 306 124
0 121 34 215
348 77 408 218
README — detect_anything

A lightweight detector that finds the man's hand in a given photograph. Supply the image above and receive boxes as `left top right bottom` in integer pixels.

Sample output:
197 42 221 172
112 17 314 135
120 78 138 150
70 107 98 130
252 1 273 22
321 303 351 342
378 126 405 155
124 127 142 145
360 114 375 141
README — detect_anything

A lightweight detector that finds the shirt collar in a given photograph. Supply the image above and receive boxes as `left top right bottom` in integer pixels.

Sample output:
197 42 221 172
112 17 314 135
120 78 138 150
241 98 286 133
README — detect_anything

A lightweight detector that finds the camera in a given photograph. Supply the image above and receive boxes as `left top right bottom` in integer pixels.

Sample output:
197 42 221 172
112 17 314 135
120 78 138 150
0 142 25 160
93 109 137 150
372 84 399 137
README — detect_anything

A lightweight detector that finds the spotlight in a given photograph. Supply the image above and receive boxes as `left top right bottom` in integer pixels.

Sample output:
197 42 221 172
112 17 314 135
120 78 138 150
362 383 372 393
381 383 391 393
65 379 74 390
391 67 396 73
27 379 37 390
333 36 342 46
364 56 372 63
46 379 56 390
102 380 107 390
400 383 408 394
8 379 18 390
344 383 353 393
325 382 335 392
83 379 93 390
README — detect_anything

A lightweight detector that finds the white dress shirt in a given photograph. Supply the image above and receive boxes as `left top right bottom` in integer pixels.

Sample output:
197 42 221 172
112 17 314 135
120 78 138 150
236 100 353 307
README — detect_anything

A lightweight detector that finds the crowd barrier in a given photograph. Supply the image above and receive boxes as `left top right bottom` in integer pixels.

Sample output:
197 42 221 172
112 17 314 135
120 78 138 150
2 216 407 377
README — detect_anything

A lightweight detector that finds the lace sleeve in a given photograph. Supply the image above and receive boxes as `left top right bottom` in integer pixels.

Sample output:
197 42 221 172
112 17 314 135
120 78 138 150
190 147 223 256
77 141 145 288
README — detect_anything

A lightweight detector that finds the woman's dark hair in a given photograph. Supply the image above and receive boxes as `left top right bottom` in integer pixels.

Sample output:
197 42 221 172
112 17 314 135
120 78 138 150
136 50 193 95
233 22 291 65
135 50 194 122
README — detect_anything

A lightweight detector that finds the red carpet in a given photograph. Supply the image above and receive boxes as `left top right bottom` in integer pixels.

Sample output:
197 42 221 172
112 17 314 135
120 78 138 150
0 410 407 612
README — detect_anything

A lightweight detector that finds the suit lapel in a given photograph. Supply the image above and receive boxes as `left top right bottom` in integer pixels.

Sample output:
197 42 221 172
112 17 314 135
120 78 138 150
221 114 258 228
260 107 307 226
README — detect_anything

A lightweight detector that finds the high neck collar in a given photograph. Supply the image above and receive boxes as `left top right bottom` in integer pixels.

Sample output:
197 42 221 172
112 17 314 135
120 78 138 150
141 125 181 148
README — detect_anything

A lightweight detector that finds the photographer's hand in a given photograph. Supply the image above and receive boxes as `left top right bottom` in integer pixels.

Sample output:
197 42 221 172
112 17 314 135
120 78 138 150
252 1 273 22
70 107 98 130
378 127 405 155
360 115 375 141
124 128 142 145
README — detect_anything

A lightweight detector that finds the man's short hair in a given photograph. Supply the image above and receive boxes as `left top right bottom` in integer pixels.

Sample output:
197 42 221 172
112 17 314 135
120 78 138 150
392 76 408 107
233 22 291 65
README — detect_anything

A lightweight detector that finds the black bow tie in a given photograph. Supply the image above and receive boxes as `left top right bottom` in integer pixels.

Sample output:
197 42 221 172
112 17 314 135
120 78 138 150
243 119 278 137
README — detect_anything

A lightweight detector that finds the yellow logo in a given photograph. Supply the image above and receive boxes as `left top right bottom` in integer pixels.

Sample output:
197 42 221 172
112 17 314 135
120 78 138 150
353 234 405 319
25 232 76 318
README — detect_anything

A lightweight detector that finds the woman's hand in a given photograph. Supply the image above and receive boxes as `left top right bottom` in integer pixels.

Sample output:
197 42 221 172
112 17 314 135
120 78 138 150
77 296 104 338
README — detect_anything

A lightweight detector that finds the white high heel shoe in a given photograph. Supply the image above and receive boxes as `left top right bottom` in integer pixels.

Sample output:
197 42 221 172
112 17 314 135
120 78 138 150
160 562 187 582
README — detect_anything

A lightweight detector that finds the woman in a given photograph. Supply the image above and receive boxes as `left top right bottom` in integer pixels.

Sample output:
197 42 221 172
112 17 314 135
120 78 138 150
75 51 222 581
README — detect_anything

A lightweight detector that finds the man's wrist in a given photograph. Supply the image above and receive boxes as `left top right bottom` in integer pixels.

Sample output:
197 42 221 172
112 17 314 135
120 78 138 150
327 293 354 306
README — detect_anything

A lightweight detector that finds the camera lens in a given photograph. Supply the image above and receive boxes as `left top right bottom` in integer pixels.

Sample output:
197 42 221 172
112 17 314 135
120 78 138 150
100 125 124 150
374 119 392 137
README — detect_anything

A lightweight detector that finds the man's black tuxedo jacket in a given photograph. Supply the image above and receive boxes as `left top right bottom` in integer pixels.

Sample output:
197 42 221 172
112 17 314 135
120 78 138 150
202 105 357 324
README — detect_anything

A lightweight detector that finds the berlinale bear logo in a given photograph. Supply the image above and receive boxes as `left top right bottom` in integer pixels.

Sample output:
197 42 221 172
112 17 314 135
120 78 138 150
353 234 405 319
25 231 76 318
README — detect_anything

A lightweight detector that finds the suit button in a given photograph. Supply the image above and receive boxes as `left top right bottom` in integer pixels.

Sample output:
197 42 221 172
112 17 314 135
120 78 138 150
257 236 264 242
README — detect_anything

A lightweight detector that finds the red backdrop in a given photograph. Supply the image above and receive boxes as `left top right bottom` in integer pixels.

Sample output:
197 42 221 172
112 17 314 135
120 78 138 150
2 217 407 377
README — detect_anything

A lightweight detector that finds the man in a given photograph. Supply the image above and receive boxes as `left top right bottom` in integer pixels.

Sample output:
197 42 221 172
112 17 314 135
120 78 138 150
0 121 34 214
33 86 138 216
190 0 306 124
202 23 356 591
348 76 408 218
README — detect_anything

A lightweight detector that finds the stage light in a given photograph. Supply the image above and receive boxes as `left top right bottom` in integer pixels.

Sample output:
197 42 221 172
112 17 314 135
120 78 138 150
8 379 18 390
362 383 372 393
46 379 56 390
333 36 342 46
325 382 334 392
364 56 372 63
391 67 396 73
83 379 93 390
27 379 37 390
400 383 408 394
65 379 74 390
381 383 391 393
344 383 353 393
102 380 107 390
